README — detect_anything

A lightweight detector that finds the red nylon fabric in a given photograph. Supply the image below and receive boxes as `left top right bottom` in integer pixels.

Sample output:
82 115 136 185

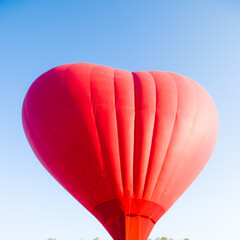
22 63 218 240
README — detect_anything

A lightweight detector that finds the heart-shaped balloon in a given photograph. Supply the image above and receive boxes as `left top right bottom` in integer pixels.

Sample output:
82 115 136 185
22 63 218 240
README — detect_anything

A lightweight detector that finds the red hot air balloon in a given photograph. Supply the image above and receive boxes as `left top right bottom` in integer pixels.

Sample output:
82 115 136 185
22 63 218 240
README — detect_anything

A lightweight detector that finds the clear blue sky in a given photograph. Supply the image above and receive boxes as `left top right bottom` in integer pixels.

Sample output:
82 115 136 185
0 1 240 239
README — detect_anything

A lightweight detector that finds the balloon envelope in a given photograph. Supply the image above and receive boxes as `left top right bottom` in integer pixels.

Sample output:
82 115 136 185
22 63 218 240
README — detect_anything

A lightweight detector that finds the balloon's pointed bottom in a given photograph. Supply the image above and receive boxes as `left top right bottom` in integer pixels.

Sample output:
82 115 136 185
125 215 155 240
110 216 154 240
93 199 165 240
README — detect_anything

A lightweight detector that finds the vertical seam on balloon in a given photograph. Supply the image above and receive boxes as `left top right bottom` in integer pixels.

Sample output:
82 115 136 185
90 65 105 173
148 72 178 201
125 72 135 238
156 73 198 204
131 72 137 198
113 69 124 198
141 71 157 200
88 64 109 207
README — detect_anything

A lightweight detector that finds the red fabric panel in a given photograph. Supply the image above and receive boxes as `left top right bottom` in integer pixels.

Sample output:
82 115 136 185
22 63 218 240
132 72 156 199
113 69 135 197
142 71 177 200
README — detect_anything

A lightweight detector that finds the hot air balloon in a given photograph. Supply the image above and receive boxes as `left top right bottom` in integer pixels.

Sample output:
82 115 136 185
22 63 218 240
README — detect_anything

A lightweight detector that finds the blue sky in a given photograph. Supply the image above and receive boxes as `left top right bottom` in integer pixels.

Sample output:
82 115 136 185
0 1 240 239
